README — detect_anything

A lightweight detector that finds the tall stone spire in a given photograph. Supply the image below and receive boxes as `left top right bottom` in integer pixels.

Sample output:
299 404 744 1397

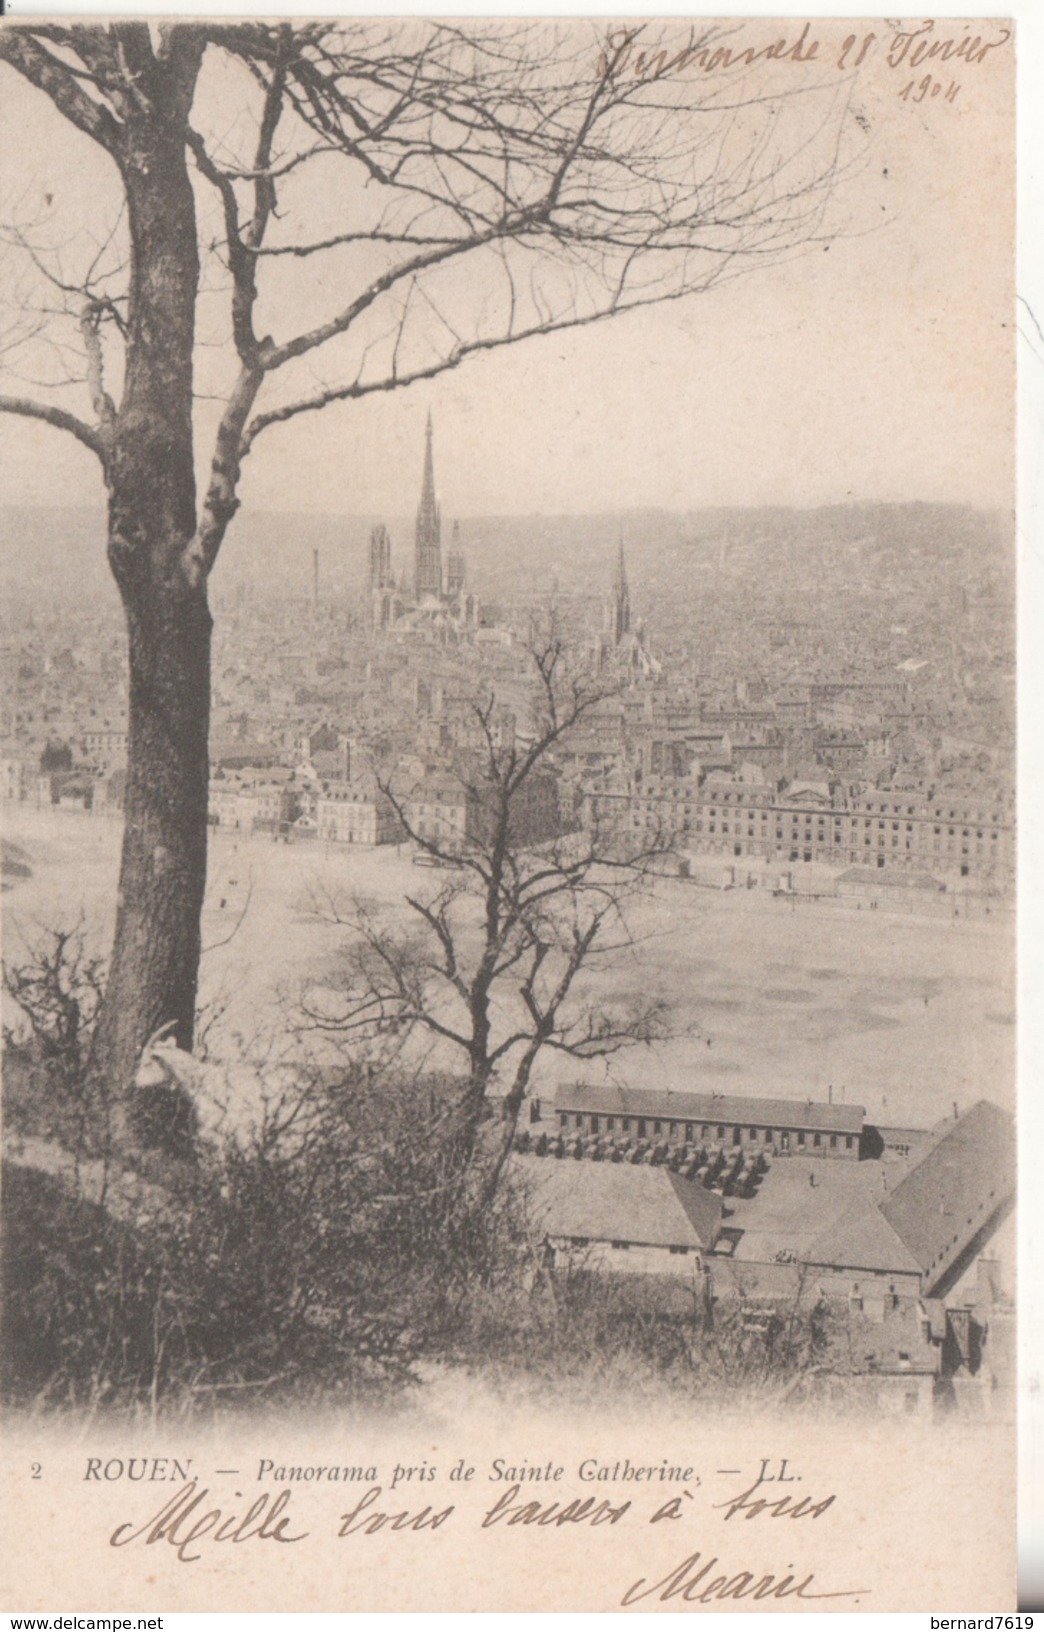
604 540 632 645
414 412 442 597
369 523 392 592
446 519 466 596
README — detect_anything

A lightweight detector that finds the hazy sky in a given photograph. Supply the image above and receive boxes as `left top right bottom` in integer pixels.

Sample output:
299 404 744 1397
0 17 1015 517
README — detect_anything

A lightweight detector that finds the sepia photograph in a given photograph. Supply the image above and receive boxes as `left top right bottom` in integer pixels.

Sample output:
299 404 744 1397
0 11 1021 1611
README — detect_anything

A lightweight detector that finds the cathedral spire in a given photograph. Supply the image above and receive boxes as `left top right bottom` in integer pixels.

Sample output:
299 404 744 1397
604 539 631 645
415 413 442 597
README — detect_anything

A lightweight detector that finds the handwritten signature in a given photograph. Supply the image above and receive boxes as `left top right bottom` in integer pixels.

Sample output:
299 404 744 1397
619 1471 856 1605
621 1548 867 1606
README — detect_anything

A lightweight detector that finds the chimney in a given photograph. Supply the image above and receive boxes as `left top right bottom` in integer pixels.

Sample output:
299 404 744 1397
313 548 320 612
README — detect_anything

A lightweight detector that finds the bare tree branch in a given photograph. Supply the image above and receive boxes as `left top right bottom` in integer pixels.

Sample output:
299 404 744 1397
296 625 680 1194
0 29 124 154
0 393 109 463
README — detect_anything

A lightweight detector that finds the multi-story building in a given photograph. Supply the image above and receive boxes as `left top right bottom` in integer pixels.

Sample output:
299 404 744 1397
208 774 286 831
81 728 128 773
404 775 471 849
403 766 561 852
1 754 30 801
584 768 1014 885
316 780 402 845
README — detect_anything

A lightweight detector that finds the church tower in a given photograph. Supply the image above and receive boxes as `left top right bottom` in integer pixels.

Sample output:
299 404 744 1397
414 413 442 598
446 520 466 597
603 542 632 646
369 523 394 631
369 523 392 593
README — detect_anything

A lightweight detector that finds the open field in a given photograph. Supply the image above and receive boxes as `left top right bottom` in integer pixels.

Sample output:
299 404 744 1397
1 805 1015 1132
591 879 1015 1129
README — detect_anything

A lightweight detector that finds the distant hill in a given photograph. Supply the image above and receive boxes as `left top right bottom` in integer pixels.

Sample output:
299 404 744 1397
0 499 1011 612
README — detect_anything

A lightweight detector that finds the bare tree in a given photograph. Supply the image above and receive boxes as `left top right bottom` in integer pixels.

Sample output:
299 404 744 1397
0 19 856 1101
297 625 681 1190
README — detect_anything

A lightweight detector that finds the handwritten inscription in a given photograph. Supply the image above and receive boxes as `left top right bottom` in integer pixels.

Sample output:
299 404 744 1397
109 1480 308 1565
711 1461 836 1523
337 1486 454 1535
98 1455 869 1606
884 20 1011 72
620 1550 865 1607
597 19 1011 106
482 1482 631 1528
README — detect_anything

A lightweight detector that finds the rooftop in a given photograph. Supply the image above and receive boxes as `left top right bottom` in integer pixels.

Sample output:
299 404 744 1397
880 1099 1014 1275
553 1082 865 1137
805 1204 923 1278
804 1100 1014 1281
518 1156 723 1251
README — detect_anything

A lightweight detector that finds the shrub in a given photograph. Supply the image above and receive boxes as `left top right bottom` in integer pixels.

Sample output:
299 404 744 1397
1 1058 527 1417
3 926 108 1156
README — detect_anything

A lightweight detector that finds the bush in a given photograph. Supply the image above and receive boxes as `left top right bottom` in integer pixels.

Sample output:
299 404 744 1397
3 926 109 1156
1 1060 528 1417
1 941 835 1417
125 1078 199 1163
445 1260 836 1406
2 1162 170 1412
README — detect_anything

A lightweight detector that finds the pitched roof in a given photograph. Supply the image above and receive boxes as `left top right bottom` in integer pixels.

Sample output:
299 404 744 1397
520 1158 722 1250
803 1100 1014 1280
804 1204 923 1277
553 1082 864 1137
879 1100 1014 1274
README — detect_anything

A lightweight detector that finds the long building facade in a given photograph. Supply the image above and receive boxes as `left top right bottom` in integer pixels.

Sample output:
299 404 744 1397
552 1083 865 1159
584 771 1014 885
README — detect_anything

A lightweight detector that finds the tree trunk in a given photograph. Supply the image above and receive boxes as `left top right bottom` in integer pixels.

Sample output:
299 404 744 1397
88 44 207 1108
89 586 212 1094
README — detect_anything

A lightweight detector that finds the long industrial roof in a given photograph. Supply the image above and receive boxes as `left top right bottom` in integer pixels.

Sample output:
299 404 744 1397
553 1082 865 1136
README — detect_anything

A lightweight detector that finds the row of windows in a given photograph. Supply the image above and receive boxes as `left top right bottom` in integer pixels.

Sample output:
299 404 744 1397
701 795 972 818
622 826 1004 864
605 812 1008 860
559 1110 854 1149
857 802 1004 823
926 1188 998 1270
597 796 1007 841
603 1241 693 1255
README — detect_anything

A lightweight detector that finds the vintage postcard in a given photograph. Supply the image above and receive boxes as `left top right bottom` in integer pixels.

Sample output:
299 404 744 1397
0 13 1020 1613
